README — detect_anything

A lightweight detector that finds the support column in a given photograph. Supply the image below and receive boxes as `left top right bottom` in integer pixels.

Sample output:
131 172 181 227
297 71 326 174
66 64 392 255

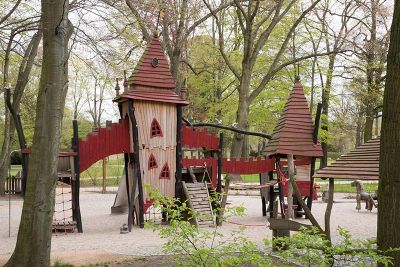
128 100 144 229
175 104 183 199
72 120 83 233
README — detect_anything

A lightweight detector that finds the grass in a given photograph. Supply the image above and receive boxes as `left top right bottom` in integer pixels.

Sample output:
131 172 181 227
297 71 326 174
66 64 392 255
319 182 378 193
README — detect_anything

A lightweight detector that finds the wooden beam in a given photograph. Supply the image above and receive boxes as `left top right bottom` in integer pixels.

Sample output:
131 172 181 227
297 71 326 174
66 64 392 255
124 153 130 209
269 218 312 231
217 132 223 194
287 154 295 219
72 120 83 233
175 104 183 198
128 100 144 229
185 120 272 139
308 103 322 210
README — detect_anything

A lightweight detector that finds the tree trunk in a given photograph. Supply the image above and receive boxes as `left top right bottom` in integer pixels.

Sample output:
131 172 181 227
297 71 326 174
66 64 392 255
5 1 73 266
0 113 12 196
355 111 363 147
364 105 374 142
0 29 42 196
229 79 249 182
377 1 400 264
321 54 336 168
230 69 251 160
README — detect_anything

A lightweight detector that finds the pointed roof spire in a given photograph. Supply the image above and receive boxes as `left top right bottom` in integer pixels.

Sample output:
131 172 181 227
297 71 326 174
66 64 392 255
265 79 323 157
115 35 188 105
128 34 175 89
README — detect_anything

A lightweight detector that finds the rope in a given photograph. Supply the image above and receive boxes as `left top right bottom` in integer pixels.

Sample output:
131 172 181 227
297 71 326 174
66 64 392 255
53 176 74 234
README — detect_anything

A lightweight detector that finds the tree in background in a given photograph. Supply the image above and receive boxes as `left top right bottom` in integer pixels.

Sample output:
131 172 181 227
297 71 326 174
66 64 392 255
377 0 400 264
204 0 330 164
0 2 41 195
352 0 389 143
5 0 73 265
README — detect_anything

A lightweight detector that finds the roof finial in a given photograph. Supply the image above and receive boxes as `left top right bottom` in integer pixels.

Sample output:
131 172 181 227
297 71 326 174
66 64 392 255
154 10 164 37
115 78 121 96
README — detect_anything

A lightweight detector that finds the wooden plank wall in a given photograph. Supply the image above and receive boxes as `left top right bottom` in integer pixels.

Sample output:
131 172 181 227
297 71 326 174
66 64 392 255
134 100 177 199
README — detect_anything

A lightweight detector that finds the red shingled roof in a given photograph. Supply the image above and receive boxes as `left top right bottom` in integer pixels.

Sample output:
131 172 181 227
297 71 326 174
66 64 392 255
265 79 323 157
115 34 188 105
314 138 380 180
118 89 188 105
128 35 175 89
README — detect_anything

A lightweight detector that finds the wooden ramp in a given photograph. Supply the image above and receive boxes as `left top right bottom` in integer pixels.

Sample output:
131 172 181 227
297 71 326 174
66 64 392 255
182 182 214 227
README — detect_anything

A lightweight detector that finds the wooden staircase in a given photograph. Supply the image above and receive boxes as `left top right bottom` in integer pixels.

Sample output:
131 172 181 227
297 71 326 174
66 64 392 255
182 181 214 227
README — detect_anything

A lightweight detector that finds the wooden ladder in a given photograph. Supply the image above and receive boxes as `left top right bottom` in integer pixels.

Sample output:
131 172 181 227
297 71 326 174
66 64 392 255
182 181 214 227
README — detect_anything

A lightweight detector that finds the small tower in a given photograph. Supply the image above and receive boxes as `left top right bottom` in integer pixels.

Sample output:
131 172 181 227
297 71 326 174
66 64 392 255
265 78 323 210
265 78 322 158
114 34 188 225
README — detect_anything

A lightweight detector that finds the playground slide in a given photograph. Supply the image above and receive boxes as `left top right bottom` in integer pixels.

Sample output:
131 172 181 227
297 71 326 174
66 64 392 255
111 170 128 214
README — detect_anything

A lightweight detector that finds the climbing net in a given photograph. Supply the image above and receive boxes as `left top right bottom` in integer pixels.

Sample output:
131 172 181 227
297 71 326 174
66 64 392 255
53 177 75 234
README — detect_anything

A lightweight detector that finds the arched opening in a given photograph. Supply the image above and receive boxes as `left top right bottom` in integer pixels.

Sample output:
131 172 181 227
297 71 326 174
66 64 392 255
159 163 170 179
150 118 162 138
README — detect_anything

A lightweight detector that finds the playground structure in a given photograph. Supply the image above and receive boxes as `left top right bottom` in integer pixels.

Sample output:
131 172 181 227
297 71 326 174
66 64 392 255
9 34 324 233
315 137 380 212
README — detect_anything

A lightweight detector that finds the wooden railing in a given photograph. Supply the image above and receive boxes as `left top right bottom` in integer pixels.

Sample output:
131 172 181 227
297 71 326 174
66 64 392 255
5 176 22 194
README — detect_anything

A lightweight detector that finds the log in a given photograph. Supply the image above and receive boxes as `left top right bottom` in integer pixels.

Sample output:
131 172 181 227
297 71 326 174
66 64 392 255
268 218 313 231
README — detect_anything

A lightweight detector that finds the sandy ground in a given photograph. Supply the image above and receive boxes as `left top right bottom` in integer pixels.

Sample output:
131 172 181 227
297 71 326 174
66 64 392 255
0 188 377 266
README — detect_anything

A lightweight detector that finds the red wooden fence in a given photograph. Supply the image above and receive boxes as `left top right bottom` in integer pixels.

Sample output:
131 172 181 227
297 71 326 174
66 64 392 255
182 156 275 188
79 119 131 172
182 125 219 150
222 157 275 175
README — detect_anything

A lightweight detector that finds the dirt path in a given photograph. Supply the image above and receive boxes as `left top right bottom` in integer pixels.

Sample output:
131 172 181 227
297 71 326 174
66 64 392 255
0 190 376 266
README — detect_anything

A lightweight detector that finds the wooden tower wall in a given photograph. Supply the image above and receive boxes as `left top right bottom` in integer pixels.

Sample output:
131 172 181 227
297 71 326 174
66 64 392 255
134 100 177 199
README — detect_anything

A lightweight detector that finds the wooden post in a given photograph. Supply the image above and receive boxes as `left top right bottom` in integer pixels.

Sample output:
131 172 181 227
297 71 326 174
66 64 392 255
260 173 267 216
124 153 130 208
308 103 322 210
288 171 323 233
324 178 335 241
287 154 295 219
276 159 286 219
128 100 144 229
268 171 275 218
102 158 106 193
72 120 83 233
217 132 223 194
175 105 183 198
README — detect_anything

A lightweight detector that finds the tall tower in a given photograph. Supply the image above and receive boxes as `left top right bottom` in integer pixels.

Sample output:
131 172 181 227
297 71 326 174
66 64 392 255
114 34 188 226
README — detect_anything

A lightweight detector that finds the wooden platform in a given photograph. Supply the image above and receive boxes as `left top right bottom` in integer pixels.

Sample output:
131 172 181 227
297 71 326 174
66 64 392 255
52 221 77 233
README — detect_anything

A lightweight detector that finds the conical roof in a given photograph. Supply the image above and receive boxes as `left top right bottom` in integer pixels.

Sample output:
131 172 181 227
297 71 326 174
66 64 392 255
315 137 380 180
128 35 175 89
265 79 323 157
116 34 188 105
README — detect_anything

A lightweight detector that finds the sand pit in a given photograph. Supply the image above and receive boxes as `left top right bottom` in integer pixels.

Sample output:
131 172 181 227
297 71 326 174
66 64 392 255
0 188 377 266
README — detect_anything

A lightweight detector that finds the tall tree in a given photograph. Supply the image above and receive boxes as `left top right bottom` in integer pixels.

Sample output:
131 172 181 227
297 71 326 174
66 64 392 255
0 27 41 196
5 0 73 265
0 1 41 195
377 0 400 264
205 0 329 164
353 0 389 143
313 0 360 167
